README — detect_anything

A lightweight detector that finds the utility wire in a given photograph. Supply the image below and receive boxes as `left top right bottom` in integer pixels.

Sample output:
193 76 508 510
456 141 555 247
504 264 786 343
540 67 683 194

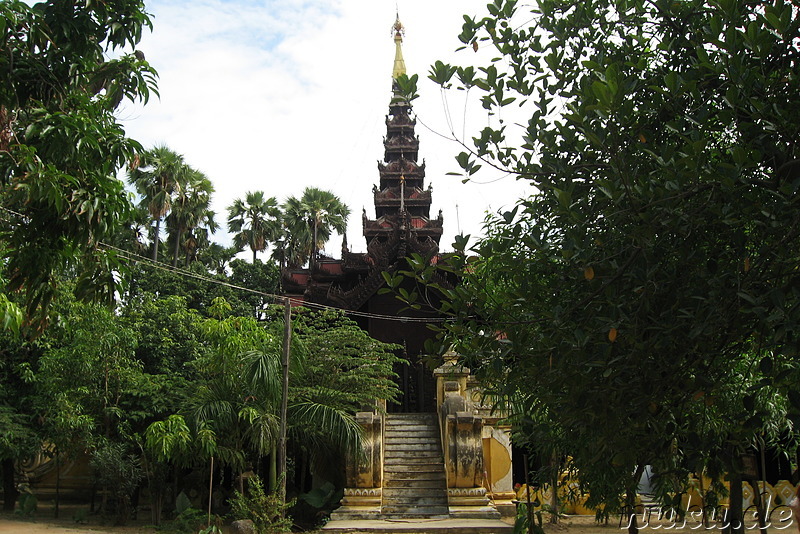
0 205 453 324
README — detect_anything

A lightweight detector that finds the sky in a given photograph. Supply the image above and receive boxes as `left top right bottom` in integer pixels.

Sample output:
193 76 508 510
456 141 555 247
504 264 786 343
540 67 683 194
119 0 533 257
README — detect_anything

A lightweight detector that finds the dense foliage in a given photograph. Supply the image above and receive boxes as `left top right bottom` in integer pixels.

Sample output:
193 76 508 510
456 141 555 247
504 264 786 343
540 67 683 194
0 0 157 331
394 0 800 531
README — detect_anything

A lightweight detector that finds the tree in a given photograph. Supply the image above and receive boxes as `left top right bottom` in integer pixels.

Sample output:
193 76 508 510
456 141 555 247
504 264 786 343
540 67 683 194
229 259 281 320
0 0 158 330
402 1 800 532
120 293 208 376
282 187 350 269
198 242 239 276
35 300 145 517
227 191 282 263
144 302 401 508
124 261 253 318
0 331 39 511
126 145 185 262
166 167 216 267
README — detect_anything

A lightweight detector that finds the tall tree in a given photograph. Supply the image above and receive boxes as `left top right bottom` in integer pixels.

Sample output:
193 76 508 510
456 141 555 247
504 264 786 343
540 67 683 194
282 187 350 269
0 0 158 329
198 243 239 276
126 145 185 262
396 0 800 531
227 191 281 263
166 167 216 267
0 331 39 510
229 259 280 320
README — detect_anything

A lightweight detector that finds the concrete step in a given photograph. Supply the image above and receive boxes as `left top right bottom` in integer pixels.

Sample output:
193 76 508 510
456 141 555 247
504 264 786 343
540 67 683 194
383 462 444 480
383 428 439 441
385 435 439 443
383 436 441 450
384 453 442 461
385 420 437 426
362 413 450 522
384 482 445 490
385 435 439 442
385 422 438 428
383 487 447 498
384 478 446 488
384 457 443 465
382 498 448 507
384 443 441 452
384 450 441 457
380 505 449 515
385 419 437 427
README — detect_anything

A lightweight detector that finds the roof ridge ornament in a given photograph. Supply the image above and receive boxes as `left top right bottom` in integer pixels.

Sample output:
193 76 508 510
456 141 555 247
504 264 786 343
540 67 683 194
392 13 406 80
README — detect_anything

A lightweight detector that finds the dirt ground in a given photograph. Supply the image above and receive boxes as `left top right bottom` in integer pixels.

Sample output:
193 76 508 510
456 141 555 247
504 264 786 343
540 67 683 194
0 516 155 534
0 511 796 534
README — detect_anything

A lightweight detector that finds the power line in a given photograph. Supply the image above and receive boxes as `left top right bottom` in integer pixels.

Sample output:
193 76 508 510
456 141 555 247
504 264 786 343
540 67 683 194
0 205 453 325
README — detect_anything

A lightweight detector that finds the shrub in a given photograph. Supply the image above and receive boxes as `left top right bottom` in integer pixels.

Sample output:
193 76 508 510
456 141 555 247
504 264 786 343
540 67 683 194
228 476 293 534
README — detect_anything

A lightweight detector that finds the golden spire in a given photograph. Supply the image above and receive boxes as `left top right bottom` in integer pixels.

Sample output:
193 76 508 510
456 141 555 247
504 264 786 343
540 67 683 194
392 13 406 79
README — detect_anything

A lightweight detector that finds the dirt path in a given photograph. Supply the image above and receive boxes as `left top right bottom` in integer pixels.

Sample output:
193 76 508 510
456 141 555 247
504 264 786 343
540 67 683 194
0 511 157 534
0 519 155 534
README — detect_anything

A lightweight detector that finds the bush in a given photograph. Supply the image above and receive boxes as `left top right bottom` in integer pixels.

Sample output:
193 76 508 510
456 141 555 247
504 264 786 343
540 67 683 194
160 507 217 534
15 492 37 517
228 476 293 534
89 443 143 525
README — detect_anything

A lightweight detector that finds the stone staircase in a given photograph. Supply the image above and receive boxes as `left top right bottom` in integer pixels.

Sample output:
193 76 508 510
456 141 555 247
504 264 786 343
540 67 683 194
381 413 449 518
324 412 512 532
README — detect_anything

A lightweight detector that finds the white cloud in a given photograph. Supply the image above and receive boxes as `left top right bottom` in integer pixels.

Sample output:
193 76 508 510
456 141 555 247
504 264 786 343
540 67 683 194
120 0 532 258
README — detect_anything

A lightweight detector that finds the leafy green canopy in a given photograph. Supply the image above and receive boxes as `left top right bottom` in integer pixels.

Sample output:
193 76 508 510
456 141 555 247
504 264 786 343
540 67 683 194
144 303 401 485
227 191 282 263
282 187 350 268
408 0 800 517
0 0 158 331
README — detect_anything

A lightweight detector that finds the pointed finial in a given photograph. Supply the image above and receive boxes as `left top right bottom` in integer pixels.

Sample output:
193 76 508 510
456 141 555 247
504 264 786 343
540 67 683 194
400 174 406 212
392 13 406 79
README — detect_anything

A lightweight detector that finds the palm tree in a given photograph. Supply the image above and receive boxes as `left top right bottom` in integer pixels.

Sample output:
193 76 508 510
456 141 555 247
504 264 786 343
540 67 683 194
282 187 350 270
198 243 238 275
183 224 217 267
187 301 361 493
166 168 216 267
126 145 185 261
227 191 282 263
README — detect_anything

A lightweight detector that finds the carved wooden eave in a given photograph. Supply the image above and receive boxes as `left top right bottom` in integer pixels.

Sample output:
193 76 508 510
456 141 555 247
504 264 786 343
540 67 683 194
281 12 450 318
383 134 419 155
378 158 425 177
341 251 371 273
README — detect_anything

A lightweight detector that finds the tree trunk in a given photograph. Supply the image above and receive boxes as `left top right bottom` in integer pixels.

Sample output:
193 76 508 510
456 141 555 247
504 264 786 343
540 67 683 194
727 473 743 534
748 479 768 534
299 448 308 493
2 458 18 511
269 442 277 493
524 454 534 534
625 464 645 534
152 219 161 261
549 451 559 524
55 454 60 519
150 484 163 525
172 227 182 267
278 300 292 505
207 457 214 527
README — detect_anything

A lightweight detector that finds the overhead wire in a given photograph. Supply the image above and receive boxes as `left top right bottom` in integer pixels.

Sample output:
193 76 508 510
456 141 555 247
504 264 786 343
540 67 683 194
0 204 453 324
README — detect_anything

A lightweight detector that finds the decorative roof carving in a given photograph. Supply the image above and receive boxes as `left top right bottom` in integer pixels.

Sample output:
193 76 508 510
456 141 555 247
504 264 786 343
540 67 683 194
281 16 449 313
